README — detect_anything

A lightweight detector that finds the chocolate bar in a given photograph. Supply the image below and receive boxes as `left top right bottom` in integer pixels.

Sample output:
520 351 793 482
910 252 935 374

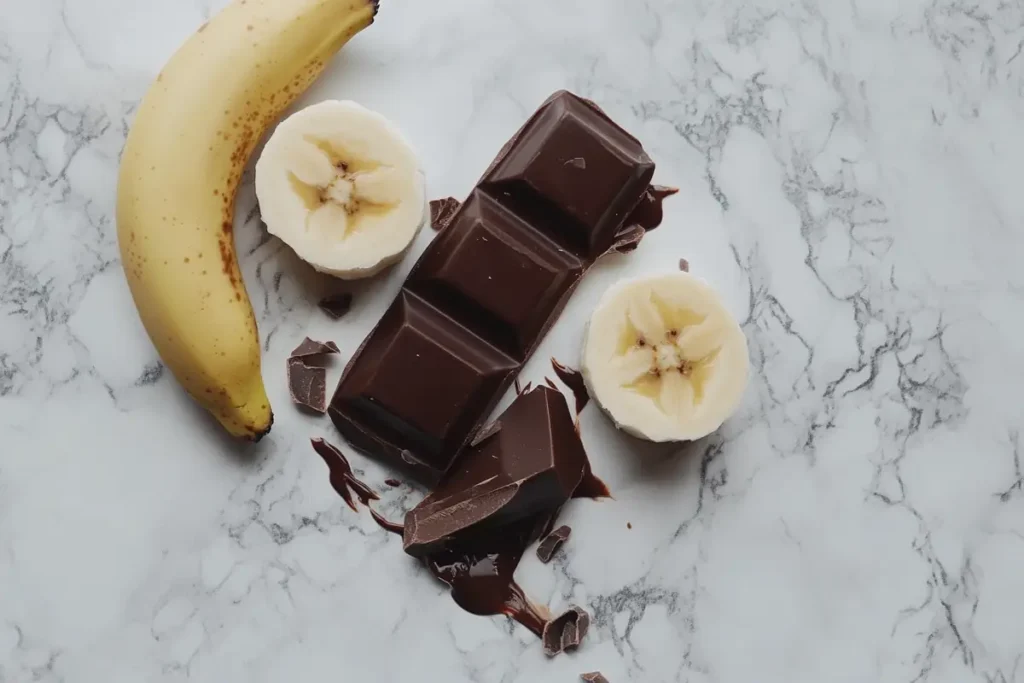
329 90 662 479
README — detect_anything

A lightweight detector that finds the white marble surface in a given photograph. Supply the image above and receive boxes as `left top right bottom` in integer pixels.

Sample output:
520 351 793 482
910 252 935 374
2 0 1024 681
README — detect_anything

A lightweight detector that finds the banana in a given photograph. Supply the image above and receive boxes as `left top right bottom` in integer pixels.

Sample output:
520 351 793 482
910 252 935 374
116 0 378 439
580 272 749 443
255 100 425 279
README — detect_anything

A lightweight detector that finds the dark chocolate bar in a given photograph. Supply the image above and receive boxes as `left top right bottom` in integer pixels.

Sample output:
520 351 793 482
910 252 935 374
403 386 587 556
329 90 660 480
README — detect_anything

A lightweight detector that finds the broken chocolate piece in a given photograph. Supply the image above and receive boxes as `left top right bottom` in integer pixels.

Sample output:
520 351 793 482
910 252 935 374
678 258 689 272
542 606 590 657
328 90 667 482
469 420 501 447
403 386 587 556
551 359 589 415
608 224 645 254
581 673 610 683
288 358 327 413
318 293 353 319
429 197 461 232
536 524 571 563
290 337 341 358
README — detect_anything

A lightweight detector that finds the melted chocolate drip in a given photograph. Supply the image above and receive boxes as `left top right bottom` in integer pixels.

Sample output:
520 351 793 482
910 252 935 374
551 358 589 415
626 185 678 231
312 438 405 535
425 516 550 637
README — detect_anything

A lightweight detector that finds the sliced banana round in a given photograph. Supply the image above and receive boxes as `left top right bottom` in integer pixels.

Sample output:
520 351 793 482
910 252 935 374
255 100 426 279
581 272 749 442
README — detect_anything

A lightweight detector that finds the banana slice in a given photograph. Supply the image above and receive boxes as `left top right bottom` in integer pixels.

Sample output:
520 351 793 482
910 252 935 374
581 272 749 442
255 100 426 279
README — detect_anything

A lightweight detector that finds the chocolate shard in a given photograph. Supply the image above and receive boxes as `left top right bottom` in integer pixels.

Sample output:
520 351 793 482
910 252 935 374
318 293 353 319
678 258 690 272
581 673 610 683
290 337 341 358
551 358 589 415
542 606 590 657
288 358 327 413
469 420 501 447
402 386 587 557
607 224 645 255
328 90 661 482
536 524 571 563
429 197 461 232
384 478 401 487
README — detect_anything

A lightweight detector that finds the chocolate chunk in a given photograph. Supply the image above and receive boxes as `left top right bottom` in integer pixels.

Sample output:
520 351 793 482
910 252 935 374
469 420 501 447
551 358 589 415
429 197 461 232
581 673 610 683
290 337 340 359
328 90 666 482
678 258 689 272
403 386 587 556
288 358 327 413
542 606 590 657
536 524 571 563
318 293 353 319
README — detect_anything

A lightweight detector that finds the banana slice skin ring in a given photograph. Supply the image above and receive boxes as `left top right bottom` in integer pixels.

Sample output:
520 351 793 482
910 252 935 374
255 100 426 280
581 272 749 442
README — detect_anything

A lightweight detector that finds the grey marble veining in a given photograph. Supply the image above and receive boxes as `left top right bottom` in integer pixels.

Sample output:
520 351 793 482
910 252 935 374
2 0 1024 681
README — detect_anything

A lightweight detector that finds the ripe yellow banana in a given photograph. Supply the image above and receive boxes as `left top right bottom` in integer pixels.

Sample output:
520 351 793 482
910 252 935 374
117 0 378 439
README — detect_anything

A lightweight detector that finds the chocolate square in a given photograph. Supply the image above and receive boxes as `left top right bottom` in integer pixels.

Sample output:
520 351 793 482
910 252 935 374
485 92 654 256
408 191 584 359
330 291 518 474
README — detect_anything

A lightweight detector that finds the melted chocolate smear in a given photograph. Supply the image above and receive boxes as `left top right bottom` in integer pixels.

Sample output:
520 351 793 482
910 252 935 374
312 437 370 512
626 184 678 232
581 673 610 683
678 257 690 272
536 525 571 564
542 606 591 656
573 459 611 500
318 293 353 319
429 197 461 232
290 337 340 358
370 507 405 536
312 438 405 535
425 516 551 637
551 359 589 415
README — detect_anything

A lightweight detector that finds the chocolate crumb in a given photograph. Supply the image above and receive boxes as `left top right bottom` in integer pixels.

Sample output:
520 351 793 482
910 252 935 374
536 525 571 563
290 337 340 359
608 224 645 254
287 357 327 413
429 197 461 232
581 673 610 683
384 478 401 487
318 293 353 319
469 420 502 447
551 359 589 415
543 606 590 657
627 522 632 529
678 258 689 272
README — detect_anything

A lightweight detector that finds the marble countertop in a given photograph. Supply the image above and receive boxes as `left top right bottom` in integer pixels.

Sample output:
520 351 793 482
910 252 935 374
3 0 1024 681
